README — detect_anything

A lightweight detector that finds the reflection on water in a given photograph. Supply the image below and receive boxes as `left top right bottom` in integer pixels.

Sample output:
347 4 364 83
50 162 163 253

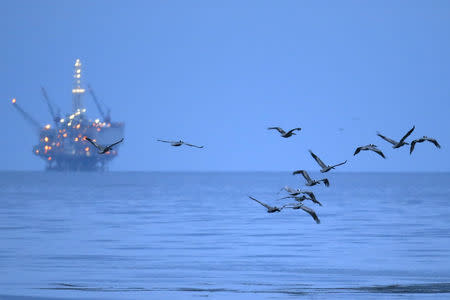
0 171 449 299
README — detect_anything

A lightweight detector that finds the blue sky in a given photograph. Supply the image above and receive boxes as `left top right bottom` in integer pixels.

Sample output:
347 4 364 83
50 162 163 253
1 0 449 171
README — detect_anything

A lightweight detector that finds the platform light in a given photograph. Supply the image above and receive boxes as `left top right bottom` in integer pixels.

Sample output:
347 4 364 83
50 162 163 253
76 124 81 129
48 157 52 161
12 98 16 104
69 115 75 120
95 119 100 123
44 137 49 142
35 150 39 154
85 147 89 152
74 137 79 142
44 124 51 130
60 119 65 123
63 133 68 138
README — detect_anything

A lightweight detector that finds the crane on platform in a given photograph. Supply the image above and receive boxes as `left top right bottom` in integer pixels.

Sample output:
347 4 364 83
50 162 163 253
11 98 42 132
41 87 61 126
88 84 111 123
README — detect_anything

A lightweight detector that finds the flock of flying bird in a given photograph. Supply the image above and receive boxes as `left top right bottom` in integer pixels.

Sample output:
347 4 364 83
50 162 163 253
82 125 441 225
249 125 441 224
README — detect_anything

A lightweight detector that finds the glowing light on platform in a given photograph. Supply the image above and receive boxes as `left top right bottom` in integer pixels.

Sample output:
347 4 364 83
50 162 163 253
85 147 89 152
63 133 68 138
74 137 79 142
12 98 16 104
95 119 100 123
76 124 81 129
48 157 52 161
44 137 49 142
44 124 51 130
60 119 65 123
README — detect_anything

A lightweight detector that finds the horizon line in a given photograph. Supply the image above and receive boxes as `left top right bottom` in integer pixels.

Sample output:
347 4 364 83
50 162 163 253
0 170 449 174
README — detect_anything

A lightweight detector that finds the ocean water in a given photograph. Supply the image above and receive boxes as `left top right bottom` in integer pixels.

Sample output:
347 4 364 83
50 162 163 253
0 171 450 300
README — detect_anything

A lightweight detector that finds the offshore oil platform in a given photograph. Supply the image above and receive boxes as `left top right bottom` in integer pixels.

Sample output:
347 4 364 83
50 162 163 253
12 59 124 171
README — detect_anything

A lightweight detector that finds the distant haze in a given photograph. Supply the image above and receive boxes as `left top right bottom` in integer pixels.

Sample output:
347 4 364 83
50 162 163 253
1 1 449 171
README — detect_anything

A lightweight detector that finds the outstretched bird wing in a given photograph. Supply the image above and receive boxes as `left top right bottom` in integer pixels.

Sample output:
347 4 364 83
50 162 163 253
184 142 204 148
353 146 364 155
85 137 102 151
278 186 296 195
286 127 301 135
331 160 347 168
309 150 327 169
293 170 312 183
377 132 397 145
108 138 124 148
399 126 415 144
321 178 330 187
268 127 286 135
249 196 272 210
299 204 321 224
426 138 441 149
370 146 386 159
309 197 322 206
410 140 417 154
302 191 317 202
157 139 175 144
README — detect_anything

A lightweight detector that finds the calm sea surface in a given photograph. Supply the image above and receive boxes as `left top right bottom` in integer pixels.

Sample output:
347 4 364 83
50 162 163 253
0 171 450 300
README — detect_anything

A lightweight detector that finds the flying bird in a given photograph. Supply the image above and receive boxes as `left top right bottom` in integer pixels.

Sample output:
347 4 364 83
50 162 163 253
284 203 321 224
279 194 323 206
249 196 288 213
377 126 415 149
292 170 330 187
157 139 204 148
410 136 441 154
84 137 124 154
354 144 386 159
279 186 319 203
279 186 303 196
309 150 347 173
267 127 301 138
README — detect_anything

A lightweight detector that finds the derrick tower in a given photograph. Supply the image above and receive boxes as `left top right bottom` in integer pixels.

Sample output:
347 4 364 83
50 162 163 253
72 59 85 113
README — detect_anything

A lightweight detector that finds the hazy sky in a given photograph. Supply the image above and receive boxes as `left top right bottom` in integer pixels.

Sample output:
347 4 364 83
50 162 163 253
1 1 449 171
